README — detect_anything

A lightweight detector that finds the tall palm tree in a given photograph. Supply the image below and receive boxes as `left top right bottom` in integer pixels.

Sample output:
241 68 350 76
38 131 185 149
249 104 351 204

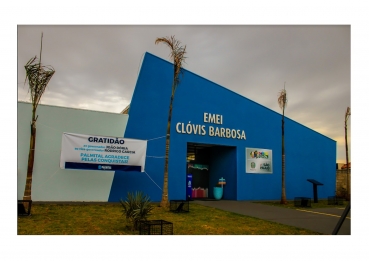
155 36 186 208
278 83 287 204
344 107 351 200
23 33 55 208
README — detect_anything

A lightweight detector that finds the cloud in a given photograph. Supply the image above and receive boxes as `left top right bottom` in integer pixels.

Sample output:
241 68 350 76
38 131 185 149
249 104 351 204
17 25 351 162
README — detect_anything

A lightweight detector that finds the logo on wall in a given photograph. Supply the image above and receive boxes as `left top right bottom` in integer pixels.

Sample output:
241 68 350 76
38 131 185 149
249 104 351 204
260 162 270 171
98 165 112 170
250 150 269 159
246 147 273 174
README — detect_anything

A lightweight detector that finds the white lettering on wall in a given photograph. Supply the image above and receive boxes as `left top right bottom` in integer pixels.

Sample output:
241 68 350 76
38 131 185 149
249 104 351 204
175 112 246 140
204 113 223 125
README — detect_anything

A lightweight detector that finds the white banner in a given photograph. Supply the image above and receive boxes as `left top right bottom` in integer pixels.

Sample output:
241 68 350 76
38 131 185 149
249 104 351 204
246 148 273 174
60 132 147 172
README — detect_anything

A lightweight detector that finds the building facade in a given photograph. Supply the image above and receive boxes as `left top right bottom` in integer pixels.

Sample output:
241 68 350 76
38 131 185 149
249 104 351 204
18 52 336 202
108 52 336 202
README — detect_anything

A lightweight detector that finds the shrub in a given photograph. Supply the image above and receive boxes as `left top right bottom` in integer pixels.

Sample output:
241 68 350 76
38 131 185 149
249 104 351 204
120 191 155 230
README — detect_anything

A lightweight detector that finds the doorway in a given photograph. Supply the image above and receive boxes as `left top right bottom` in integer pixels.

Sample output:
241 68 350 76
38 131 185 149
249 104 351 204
186 142 237 200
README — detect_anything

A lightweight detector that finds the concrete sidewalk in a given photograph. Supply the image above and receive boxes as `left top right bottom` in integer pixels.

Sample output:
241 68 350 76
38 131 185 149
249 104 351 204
193 200 350 235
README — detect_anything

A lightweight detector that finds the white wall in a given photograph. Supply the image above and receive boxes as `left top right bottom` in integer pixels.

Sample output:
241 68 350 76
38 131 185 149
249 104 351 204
17 102 128 201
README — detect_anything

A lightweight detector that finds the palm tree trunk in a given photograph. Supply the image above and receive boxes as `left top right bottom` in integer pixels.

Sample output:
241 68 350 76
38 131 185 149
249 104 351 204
23 107 37 209
345 119 350 200
160 95 174 209
280 112 287 204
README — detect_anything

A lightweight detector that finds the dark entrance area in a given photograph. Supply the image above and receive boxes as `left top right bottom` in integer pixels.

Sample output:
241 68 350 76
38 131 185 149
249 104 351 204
186 142 237 200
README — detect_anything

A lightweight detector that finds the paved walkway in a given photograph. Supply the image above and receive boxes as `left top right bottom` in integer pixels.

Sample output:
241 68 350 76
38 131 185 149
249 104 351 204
193 200 350 235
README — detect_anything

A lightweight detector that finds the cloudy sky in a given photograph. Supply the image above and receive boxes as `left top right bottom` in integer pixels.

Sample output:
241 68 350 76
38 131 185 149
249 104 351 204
17 25 351 162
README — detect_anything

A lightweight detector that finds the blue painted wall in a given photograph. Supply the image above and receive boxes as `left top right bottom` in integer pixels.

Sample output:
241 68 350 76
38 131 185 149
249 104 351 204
108 52 336 202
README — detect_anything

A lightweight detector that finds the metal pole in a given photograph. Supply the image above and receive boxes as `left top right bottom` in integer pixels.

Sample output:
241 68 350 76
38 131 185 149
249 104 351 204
313 184 318 203
332 202 351 235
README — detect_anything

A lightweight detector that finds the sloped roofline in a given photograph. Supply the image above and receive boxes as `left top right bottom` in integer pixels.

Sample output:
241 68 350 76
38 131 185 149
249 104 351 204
143 52 336 143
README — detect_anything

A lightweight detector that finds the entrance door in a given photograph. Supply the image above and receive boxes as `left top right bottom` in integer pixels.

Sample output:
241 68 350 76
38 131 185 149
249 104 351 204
187 142 237 200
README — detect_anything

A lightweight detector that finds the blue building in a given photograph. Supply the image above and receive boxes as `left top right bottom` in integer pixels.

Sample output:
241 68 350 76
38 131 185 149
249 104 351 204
108 52 336 202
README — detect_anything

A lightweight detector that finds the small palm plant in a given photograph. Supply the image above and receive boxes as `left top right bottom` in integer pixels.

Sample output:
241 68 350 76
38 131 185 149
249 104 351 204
120 191 155 231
